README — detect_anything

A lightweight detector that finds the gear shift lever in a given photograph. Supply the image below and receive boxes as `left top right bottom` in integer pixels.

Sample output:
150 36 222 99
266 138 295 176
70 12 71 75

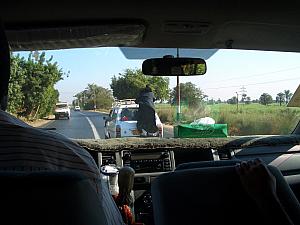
117 166 135 206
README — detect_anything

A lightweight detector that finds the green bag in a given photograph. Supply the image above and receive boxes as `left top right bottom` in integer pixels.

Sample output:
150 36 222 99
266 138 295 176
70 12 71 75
174 123 228 138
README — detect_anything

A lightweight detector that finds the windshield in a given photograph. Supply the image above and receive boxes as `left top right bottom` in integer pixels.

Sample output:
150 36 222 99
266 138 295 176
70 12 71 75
8 47 300 139
56 104 68 109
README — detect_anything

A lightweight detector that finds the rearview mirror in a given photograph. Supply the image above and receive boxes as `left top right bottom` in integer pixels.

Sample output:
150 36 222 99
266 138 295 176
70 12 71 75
142 57 206 76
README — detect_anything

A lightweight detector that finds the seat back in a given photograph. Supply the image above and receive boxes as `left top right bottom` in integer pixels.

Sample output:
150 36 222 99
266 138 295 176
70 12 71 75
0 171 108 225
152 165 300 225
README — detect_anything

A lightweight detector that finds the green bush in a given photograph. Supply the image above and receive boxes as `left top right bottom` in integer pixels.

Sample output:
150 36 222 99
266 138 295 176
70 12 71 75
210 103 300 135
156 105 175 123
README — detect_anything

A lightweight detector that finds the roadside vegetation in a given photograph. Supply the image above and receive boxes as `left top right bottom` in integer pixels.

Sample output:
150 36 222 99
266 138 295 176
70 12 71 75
73 83 114 110
156 103 300 136
73 68 170 110
8 52 65 120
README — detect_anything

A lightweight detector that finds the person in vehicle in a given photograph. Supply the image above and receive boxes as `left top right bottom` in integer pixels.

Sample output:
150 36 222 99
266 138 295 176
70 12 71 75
121 108 132 121
135 85 158 135
0 23 125 224
236 158 294 225
0 109 125 225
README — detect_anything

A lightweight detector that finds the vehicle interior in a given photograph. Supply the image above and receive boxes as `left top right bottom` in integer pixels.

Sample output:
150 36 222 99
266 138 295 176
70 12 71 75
3 1 300 225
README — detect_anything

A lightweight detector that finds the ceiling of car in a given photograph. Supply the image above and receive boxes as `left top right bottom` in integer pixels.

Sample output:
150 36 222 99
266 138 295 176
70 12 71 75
2 1 300 52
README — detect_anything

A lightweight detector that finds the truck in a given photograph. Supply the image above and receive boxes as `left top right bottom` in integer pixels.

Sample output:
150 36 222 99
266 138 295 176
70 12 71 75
54 102 70 120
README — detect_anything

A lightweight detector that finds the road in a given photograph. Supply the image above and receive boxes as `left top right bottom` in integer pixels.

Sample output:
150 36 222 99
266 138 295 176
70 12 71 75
43 110 173 139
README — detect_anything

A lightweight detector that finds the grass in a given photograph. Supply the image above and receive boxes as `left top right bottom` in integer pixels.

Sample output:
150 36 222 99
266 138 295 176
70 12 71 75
155 103 300 136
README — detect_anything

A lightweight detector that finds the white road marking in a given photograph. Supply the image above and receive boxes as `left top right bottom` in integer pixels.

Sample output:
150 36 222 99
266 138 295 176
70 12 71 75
79 112 101 139
86 117 101 139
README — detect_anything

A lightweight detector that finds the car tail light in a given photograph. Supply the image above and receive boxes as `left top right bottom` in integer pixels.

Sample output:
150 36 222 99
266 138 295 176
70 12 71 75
116 125 121 138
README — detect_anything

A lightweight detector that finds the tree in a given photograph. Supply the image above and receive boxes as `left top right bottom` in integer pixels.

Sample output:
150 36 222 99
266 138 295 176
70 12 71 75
208 99 215 105
227 96 237 104
110 69 169 101
276 92 285 106
245 96 251 104
74 84 114 110
284 90 293 104
7 54 26 113
21 52 63 118
170 82 205 108
259 93 273 105
7 52 64 119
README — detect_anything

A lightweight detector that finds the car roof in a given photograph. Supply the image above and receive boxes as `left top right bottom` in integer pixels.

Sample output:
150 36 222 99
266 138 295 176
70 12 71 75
2 1 300 52
115 104 139 109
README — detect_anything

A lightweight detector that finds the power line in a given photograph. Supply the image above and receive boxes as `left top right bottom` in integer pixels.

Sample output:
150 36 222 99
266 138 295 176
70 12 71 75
212 65 300 83
204 76 300 90
239 86 247 95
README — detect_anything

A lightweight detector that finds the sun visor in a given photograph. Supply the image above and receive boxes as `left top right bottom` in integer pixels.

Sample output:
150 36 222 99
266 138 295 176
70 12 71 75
6 24 145 51
288 85 300 107
120 47 218 60
214 22 300 52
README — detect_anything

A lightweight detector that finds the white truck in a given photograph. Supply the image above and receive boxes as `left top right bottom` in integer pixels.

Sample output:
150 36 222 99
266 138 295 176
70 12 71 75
54 102 70 120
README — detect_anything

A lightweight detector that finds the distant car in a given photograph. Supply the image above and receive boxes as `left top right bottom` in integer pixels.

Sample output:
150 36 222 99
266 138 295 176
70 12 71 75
54 102 70 120
74 106 81 111
104 99 163 139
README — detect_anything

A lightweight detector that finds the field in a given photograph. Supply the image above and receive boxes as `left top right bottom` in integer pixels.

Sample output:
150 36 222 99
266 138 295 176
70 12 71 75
156 103 300 136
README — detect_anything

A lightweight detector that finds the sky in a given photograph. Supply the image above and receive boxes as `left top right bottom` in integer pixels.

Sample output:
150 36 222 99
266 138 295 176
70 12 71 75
18 47 300 103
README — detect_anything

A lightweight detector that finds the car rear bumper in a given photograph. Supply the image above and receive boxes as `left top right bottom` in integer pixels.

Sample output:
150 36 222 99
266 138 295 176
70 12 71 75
55 112 69 117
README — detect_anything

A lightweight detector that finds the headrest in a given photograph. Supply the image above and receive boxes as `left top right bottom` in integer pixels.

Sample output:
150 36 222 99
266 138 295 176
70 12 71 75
152 165 300 225
0 171 107 225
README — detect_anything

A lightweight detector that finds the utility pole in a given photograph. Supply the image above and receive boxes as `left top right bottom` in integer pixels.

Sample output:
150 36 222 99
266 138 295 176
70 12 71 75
239 86 247 103
83 91 86 109
93 90 96 111
236 92 239 112
176 48 181 122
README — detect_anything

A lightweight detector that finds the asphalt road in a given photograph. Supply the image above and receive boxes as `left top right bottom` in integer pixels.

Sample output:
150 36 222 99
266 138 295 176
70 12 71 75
43 110 173 139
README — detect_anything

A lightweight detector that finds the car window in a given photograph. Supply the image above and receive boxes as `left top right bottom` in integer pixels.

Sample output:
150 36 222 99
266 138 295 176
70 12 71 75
56 104 68 109
120 108 138 121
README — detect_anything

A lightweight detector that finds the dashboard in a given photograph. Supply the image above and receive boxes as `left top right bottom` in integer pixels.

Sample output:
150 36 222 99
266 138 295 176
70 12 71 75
98 150 176 187
93 148 214 224
80 135 300 225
